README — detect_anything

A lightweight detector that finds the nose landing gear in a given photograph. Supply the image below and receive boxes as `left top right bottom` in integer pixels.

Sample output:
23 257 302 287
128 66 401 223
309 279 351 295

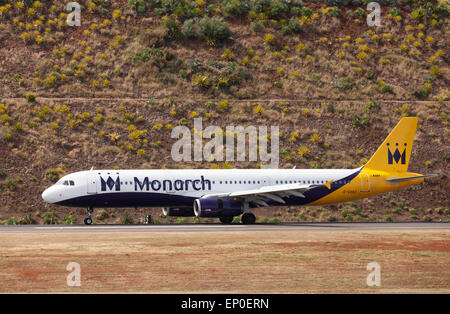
84 207 94 225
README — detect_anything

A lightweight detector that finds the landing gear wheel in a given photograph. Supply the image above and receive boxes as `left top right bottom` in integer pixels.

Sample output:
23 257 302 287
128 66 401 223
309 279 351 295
219 216 233 224
241 213 256 225
84 206 94 225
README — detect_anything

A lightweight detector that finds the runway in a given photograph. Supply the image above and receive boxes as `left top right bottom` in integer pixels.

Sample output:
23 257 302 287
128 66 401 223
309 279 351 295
0 222 448 233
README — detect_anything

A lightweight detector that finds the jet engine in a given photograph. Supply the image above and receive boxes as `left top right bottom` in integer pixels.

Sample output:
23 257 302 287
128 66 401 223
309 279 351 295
162 207 195 217
193 199 243 218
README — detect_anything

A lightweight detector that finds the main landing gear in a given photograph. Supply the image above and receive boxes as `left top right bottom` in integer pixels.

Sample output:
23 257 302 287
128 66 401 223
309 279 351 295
241 212 256 225
218 213 255 224
219 216 233 224
240 202 256 225
84 206 94 225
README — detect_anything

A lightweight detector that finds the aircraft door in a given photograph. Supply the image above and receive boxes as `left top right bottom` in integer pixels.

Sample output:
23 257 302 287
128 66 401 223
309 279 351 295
360 173 370 192
87 172 97 194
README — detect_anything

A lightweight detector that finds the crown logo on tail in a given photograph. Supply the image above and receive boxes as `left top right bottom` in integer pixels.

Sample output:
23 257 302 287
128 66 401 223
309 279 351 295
387 143 407 164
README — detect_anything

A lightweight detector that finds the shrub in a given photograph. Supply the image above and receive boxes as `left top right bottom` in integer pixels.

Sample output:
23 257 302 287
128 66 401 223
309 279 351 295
163 17 180 40
198 17 232 45
301 6 312 17
193 75 211 88
327 215 337 222
268 0 289 19
288 17 301 34
263 33 275 45
430 65 441 76
121 211 134 224
43 210 58 224
20 214 36 225
181 19 197 38
327 6 340 17
379 84 394 94
298 146 310 157
6 217 18 225
222 0 249 18
250 20 264 32
217 100 229 111
63 215 76 224
310 133 322 144
26 94 36 102
96 209 109 221
414 88 429 100
128 0 149 14
323 103 334 112
7 179 16 190
353 7 366 18
46 168 63 182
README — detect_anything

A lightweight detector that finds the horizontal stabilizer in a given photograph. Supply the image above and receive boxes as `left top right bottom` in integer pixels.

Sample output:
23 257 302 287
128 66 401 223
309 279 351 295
386 174 439 182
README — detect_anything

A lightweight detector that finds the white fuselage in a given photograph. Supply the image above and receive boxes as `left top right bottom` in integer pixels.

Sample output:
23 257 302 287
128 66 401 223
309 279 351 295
42 168 359 208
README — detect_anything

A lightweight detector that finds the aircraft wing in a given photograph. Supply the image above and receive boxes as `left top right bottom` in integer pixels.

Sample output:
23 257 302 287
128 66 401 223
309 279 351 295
201 181 332 207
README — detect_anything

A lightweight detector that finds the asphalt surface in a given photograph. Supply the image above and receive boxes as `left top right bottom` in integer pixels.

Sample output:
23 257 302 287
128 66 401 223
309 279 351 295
0 223 448 233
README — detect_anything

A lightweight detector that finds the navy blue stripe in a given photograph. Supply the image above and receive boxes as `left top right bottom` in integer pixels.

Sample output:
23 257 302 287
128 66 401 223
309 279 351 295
272 168 362 206
55 192 196 208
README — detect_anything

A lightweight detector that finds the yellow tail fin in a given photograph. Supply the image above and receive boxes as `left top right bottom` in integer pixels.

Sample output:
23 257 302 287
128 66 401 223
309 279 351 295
364 117 418 173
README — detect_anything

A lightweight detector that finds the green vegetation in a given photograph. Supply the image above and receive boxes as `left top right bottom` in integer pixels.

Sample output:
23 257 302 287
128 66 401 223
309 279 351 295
43 210 58 224
121 211 134 224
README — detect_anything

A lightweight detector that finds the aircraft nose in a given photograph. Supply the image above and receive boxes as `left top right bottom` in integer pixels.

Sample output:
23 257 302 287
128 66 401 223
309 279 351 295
42 187 54 203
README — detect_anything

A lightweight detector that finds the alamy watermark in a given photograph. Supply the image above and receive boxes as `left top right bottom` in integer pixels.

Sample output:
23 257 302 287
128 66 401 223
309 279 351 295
66 2 81 27
66 262 81 287
366 262 381 287
367 2 382 27
171 118 279 169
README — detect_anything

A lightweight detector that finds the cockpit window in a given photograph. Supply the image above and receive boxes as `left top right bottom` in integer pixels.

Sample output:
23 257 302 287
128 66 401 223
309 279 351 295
63 180 69 185
69 180 75 186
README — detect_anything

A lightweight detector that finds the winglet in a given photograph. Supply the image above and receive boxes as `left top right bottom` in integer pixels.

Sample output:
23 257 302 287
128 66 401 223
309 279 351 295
323 180 333 190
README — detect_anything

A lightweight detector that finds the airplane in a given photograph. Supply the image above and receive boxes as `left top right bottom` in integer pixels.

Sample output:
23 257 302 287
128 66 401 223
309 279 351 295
42 117 438 225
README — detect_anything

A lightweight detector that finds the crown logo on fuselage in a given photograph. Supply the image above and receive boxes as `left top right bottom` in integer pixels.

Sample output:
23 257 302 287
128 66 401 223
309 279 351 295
100 176 121 191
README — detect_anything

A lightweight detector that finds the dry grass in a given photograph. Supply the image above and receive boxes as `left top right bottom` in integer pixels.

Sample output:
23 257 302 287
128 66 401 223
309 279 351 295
0 230 449 293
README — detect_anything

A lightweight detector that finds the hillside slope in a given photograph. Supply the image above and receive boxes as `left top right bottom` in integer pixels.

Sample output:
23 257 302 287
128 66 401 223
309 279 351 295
0 0 448 224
